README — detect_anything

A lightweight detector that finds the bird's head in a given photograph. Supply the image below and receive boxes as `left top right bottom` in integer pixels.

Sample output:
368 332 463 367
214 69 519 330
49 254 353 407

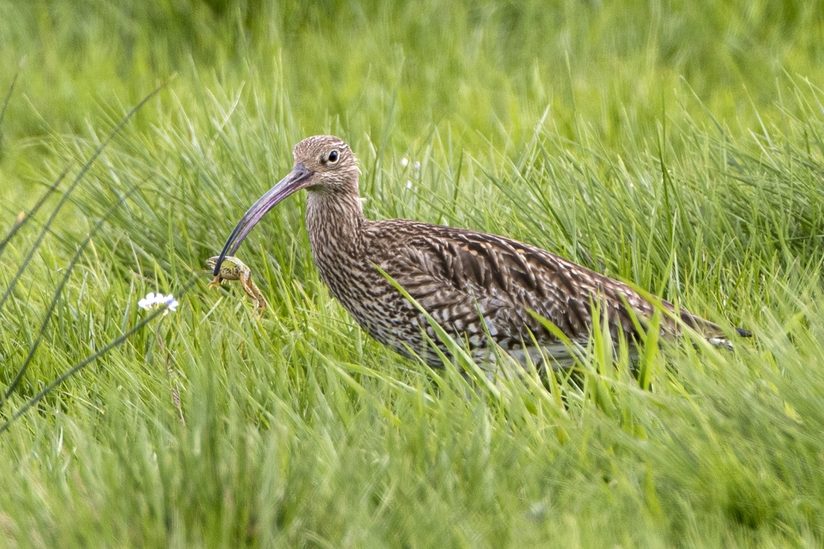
212 135 358 275
292 135 359 192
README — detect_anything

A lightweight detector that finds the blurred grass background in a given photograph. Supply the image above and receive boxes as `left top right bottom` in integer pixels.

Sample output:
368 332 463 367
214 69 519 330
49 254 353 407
0 0 823 546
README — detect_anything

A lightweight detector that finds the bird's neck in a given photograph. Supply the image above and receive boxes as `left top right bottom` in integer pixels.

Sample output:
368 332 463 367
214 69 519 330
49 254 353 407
305 190 366 259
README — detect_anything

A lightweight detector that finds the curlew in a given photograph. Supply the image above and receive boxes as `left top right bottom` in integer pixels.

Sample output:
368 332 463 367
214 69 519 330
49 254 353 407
213 135 747 369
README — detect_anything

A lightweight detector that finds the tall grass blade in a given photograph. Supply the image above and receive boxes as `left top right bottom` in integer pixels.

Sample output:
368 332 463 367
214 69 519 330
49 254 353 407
0 181 143 408
0 274 199 435
0 83 165 313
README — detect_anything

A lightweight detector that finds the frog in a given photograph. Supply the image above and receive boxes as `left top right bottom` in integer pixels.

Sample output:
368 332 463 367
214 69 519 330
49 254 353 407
204 255 268 313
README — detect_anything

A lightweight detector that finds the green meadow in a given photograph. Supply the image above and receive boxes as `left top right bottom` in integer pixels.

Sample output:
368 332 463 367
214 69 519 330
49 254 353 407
1 1 823 546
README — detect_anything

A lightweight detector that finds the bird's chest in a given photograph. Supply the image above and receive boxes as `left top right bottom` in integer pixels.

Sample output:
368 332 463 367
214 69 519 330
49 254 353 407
313 247 378 310
310 242 423 350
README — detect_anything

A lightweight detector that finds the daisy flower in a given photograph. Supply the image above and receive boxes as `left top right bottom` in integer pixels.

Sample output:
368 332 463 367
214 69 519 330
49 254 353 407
138 292 179 314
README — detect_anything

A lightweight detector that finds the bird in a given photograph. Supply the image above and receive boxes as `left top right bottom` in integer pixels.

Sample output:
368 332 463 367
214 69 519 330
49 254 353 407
212 135 748 370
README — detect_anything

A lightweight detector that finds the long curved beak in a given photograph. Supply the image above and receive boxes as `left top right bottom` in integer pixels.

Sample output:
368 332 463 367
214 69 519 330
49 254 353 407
212 163 312 276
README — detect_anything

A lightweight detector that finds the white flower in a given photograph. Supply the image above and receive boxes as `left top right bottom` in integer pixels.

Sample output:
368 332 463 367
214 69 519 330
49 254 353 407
138 292 179 314
400 157 421 172
405 180 413 190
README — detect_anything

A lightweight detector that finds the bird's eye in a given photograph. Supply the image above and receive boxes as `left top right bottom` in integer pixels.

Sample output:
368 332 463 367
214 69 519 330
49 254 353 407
328 149 339 163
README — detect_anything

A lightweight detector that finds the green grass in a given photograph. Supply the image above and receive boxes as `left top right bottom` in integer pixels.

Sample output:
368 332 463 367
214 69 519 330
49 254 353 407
1 0 823 546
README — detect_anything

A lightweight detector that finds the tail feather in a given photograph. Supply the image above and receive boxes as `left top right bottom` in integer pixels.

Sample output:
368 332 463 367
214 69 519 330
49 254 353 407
678 310 751 350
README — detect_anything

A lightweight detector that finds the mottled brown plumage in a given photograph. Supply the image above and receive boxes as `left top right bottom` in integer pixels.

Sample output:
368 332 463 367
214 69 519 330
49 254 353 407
214 135 743 369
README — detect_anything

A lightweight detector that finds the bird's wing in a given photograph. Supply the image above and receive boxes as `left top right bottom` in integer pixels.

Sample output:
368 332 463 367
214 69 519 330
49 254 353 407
370 222 664 349
368 221 735 352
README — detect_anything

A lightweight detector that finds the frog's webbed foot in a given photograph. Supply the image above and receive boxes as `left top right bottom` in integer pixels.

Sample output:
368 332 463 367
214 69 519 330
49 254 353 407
252 297 268 314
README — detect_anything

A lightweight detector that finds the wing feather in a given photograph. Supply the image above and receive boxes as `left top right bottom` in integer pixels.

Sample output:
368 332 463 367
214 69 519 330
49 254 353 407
366 220 730 354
